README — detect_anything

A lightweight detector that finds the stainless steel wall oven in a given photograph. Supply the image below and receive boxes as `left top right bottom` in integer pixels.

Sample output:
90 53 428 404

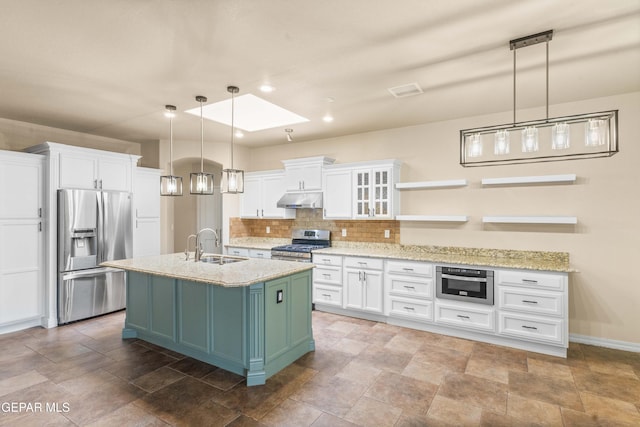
436 266 494 305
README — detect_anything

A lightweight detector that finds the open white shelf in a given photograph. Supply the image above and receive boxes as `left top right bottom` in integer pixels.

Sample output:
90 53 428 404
481 174 576 186
396 215 469 222
395 179 467 190
482 216 578 225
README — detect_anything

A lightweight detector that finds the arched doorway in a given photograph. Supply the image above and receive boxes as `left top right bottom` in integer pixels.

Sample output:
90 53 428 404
171 158 223 255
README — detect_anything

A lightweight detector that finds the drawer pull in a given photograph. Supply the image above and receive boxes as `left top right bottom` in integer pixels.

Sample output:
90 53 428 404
321 294 332 298
522 279 538 284
358 261 368 266
322 258 331 262
402 268 414 271
457 315 470 319
256 253 264 257
403 285 415 290
403 306 415 311
522 299 538 304
322 273 331 278
521 325 538 330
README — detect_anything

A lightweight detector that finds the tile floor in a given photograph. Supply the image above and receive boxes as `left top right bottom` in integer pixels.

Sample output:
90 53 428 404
1 310 639 426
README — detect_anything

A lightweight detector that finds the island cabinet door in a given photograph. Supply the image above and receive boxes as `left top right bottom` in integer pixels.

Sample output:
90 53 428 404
177 280 209 353
126 272 150 331
149 276 176 341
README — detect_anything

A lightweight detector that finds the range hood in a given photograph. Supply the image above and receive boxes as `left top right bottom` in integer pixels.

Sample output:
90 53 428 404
277 192 323 209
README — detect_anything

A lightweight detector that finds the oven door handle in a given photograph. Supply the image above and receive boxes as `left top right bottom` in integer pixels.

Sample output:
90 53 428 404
441 273 487 283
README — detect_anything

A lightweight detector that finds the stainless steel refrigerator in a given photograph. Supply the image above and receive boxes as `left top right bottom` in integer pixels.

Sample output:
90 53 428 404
57 189 132 324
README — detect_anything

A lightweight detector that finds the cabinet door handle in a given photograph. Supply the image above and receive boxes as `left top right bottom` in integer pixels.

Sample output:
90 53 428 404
363 271 367 281
94 179 98 189
521 325 538 330
358 271 363 281
456 314 470 319
38 207 42 217
261 209 264 217
100 179 103 189
522 300 538 304
38 222 42 232
256 209 259 217
522 279 538 284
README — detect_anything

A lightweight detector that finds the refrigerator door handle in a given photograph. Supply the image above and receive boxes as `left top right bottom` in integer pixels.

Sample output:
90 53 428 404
97 191 104 263
62 267 122 281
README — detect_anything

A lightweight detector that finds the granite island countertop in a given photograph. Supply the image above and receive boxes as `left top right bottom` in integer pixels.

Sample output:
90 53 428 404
227 238 573 273
102 253 314 287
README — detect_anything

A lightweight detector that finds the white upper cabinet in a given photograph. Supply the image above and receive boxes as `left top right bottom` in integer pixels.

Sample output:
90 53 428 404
134 167 161 218
27 142 138 192
352 160 401 219
0 153 43 219
323 167 353 219
240 170 295 219
282 157 335 192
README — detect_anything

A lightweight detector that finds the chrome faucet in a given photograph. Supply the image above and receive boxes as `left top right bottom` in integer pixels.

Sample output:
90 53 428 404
185 234 197 260
194 228 220 262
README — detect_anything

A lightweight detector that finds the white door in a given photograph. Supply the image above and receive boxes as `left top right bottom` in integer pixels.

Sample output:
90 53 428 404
371 168 391 218
363 270 384 313
353 169 371 218
59 152 98 189
262 174 286 217
240 177 262 218
323 169 352 219
344 268 364 310
134 169 161 218
0 159 42 219
98 158 131 191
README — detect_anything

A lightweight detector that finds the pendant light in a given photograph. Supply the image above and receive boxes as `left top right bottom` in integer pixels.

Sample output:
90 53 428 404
160 105 183 196
221 85 244 194
190 95 214 195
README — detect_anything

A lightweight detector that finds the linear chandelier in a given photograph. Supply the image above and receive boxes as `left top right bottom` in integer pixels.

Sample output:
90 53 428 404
460 30 619 167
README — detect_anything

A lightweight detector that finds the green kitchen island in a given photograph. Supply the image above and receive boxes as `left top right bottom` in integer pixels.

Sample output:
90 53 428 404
102 253 315 386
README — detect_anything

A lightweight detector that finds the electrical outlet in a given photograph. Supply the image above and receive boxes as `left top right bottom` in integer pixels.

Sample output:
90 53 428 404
384 229 390 238
342 228 347 237
266 226 270 234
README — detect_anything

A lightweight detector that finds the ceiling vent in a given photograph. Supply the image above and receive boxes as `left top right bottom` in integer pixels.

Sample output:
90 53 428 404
388 82 423 98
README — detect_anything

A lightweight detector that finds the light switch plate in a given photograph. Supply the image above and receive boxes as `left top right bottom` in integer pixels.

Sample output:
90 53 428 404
384 230 390 238
341 228 347 237
266 226 270 234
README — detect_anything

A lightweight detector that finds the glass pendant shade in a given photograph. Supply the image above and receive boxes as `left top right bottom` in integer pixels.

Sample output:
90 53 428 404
494 130 510 155
221 85 245 194
585 119 608 146
521 127 539 152
160 104 183 196
190 172 214 195
466 133 483 158
160 175 183 196
221 169 244 194
552 122 570 150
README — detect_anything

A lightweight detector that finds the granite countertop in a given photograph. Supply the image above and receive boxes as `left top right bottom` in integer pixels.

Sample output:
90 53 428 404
315 244 572 272
226 238 573 272
102 253 314 287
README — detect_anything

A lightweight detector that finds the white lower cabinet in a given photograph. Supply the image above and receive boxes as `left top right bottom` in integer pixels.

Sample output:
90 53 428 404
343 257 384 314
248 249 271 259
226 247 250 257
496 268 567 348
388 296 433 322
435 301 495 332
312 254 343 307
385 259 434 322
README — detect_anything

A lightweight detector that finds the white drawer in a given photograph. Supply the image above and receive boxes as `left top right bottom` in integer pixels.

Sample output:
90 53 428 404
249 249 271 259
387 275 433 299
344 256 383 270
498 286 563 317
498 312 564 346
435 302 495 332
312 254 342 267
313 267 342 286
386 260 432 277
313 284 342 307
497 270 566 291
227 247 250 257
389 297 433 322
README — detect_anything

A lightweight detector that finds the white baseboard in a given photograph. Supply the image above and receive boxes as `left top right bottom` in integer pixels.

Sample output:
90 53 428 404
570 334 640 353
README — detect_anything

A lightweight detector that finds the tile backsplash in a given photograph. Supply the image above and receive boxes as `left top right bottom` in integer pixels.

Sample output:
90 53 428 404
230 209 400 244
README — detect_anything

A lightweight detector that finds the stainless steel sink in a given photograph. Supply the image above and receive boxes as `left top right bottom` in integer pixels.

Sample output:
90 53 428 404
198 255 248 265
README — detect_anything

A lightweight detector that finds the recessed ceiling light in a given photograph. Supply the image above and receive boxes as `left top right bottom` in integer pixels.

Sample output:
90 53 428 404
235 130 244 138
322 115 334 123
260 84 275 93
185 94 309 132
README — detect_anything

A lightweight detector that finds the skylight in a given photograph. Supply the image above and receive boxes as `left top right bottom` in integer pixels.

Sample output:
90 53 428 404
185 94 309 132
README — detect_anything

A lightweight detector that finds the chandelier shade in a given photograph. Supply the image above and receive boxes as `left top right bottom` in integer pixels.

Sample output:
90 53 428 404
160 104 183 196
190 95 214 195
221 85 245 194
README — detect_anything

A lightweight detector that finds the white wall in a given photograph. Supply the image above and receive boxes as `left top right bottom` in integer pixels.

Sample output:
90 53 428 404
246 92 640 345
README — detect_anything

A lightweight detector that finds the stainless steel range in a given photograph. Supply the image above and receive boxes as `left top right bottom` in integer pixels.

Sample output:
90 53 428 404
271 229 331 262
